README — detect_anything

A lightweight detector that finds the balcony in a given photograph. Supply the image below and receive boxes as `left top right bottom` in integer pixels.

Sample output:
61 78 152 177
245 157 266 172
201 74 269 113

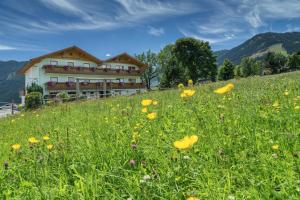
43 65 143 76
46 82 145 91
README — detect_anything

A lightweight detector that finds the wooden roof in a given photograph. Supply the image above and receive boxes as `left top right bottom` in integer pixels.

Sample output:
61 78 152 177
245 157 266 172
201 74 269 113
18 46 102 74
104 53 148 70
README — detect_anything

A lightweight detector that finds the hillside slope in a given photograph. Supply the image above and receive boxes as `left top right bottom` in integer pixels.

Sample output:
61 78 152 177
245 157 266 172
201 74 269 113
0 61 25 102
0 71 299 199
216 32 300 64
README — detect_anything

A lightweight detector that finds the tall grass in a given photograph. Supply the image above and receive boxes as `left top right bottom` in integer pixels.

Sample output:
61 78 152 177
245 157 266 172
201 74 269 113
0 72 299 199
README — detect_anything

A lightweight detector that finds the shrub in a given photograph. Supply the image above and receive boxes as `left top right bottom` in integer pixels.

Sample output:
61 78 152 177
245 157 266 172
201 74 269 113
56 92 70 103
26 83 43 95
25 92 43 109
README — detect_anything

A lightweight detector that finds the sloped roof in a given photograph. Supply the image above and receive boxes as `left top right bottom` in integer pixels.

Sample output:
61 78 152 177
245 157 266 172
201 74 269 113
18 46 102 74
104 52 148 70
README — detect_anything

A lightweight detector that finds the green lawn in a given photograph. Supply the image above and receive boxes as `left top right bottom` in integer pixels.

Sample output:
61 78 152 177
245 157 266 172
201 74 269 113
0 72 299 199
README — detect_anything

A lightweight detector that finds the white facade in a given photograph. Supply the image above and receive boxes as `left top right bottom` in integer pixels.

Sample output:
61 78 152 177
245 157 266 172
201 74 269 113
24 57 145 98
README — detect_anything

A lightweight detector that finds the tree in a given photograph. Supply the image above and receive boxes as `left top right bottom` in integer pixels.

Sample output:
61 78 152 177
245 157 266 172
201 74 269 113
158 44 185 88
26 83 43 95
173 37 217 82
235 65 243 78
218 59 235 80
135 50 159 89
265 52 287 74
287 52 300 71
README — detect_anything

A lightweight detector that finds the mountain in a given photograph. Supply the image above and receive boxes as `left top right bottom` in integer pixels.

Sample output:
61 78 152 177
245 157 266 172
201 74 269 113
216 32 300 65
0 61 25 103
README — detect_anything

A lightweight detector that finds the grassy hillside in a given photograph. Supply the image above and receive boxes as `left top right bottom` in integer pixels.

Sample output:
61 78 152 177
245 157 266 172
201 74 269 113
0 72 299 199
216 32 300 64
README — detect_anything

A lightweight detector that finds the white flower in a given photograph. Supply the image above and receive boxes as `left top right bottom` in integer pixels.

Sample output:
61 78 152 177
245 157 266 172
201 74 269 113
228 195 235 200
143 175 151 181
183 155 191 160
127 197 133 200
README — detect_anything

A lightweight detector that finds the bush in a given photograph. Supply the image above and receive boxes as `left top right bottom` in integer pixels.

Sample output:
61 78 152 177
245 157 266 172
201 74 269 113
25 92 43 109
26 83 43 95
56 92 70 103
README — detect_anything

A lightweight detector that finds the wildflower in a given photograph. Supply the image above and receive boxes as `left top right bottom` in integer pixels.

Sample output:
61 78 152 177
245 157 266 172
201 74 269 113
188 79 193 87
272 101 279 108
43 135 50 141
152 100 158 106
272 144 279 150
183 155 190 160
180 89 196 98
11 144 21 151
141 107 148 113
11 119 15 123
187 197 199 200
284 91 289 96
28 137 39 144
173 135 198 150
143 175 151 181
178 83 184 90
295 105 300 110
141 99 152 106
129 159 136 166
21 114 25 117
147 112 157 120
214 83 234 94
272 153 278 159
47 144 54 151
228 195 235 200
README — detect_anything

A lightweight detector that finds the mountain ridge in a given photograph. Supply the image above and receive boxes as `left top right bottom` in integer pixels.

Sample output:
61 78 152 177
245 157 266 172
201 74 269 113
215 32 300 64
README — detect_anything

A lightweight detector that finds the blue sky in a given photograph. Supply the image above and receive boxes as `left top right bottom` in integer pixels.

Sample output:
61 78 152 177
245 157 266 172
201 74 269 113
0 0 300 61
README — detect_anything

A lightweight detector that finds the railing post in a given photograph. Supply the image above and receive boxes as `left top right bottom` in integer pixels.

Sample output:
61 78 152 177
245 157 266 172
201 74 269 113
11 99 14 115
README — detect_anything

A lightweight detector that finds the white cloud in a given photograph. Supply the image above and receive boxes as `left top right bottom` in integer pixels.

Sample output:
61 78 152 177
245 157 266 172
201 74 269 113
105 53 111 57
0 44 16 50
148 26 165 36
245 7 263 28
179 29 231 44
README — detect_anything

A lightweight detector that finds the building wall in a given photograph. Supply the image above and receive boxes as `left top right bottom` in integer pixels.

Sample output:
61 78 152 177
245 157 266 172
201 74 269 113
24 58 143 95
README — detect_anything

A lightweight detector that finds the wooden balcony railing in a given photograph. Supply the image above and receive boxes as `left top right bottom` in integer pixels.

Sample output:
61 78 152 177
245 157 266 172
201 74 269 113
46 82 145 91
43 65 143 76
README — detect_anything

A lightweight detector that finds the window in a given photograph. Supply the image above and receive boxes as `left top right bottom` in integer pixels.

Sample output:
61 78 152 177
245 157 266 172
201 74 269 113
50 77 58 82
68 77 75 82
50 61 58 66
128 66 136 71
129 79 136 83
81 79 90 83
83 63 90 68
67 62 74 67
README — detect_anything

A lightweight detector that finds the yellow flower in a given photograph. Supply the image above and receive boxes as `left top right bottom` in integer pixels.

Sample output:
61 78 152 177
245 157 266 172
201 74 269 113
173 135 198 150
180 89 196 98
214 83 234 94
43 135 50 141
28 137 39 144
295 105 300 110
11 119 15 123
284 91 289 96
21 114 25 117
273 101 279 108
178 83 184 89
147 112 157 120
187 197 199 200
141 99 153 106
141 107 148 113
47 144 54 151
152 100 158 106
11 144 21 151
188 79 193 86
272 144 279 150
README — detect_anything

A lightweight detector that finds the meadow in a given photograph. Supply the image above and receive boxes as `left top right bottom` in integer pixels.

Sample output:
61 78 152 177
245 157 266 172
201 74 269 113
0 72 299 199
